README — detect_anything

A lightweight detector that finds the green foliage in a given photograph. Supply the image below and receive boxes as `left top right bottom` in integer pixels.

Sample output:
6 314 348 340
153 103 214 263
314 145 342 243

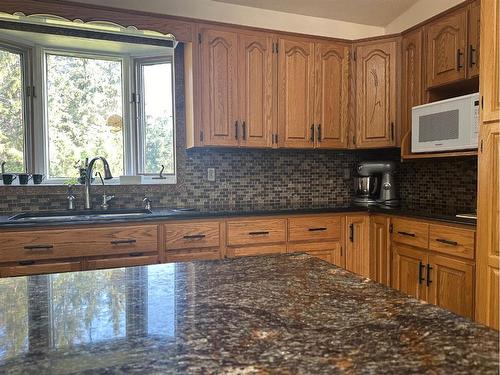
0 49 25 172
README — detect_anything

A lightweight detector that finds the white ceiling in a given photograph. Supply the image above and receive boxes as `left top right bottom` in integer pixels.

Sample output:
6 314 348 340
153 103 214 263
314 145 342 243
213 0 420 26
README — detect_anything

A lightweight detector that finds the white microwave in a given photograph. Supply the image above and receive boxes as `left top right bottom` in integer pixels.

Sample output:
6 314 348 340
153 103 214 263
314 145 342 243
412 93 479 153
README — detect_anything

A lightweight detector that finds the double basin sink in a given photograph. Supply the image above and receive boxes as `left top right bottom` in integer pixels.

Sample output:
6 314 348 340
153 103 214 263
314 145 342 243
8 208 196 222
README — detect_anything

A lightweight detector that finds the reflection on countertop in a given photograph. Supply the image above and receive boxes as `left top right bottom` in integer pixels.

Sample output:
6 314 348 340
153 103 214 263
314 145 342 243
0 254 497 374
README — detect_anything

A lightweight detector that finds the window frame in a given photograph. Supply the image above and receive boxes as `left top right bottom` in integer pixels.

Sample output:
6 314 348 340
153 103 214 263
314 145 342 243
0 40 33 174
133 55 177 184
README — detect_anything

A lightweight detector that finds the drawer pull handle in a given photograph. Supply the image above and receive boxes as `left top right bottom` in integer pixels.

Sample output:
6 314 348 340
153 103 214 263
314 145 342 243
24 244 54 250
183 234 206 240
111 239 137 245
129 252 144 257
249 231 269 236
397 231 415 237
308 227 327 232
435 238 458 246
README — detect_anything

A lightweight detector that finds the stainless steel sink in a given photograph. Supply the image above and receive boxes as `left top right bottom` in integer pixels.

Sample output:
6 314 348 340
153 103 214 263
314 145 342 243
9 208 152 222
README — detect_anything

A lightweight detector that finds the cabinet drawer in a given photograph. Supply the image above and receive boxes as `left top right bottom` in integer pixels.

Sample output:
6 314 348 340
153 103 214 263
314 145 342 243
429 224 475 259
226 219 286 246
165 221 220 250
86 253 159 270
165 247 221 263
0 225 158 262
288 216 342 242
391 218 429 248
0 260 82 278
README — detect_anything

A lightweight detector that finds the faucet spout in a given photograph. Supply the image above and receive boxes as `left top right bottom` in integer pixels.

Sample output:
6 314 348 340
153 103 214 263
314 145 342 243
84 156 113 210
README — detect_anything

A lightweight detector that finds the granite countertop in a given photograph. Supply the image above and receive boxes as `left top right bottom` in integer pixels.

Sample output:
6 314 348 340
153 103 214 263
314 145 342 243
0 205 476 229
0 254 497 374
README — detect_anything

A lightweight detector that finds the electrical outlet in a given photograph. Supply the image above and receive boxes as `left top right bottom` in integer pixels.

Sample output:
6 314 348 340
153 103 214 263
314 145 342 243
343 168 351 179
207 168 215 182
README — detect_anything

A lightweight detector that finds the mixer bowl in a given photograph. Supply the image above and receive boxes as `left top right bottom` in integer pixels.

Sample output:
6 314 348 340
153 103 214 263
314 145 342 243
354 176 379 197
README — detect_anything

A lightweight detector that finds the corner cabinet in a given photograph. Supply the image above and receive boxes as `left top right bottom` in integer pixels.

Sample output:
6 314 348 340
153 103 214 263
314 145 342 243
199 26 273 147
345 215 370 277
354 39 398 148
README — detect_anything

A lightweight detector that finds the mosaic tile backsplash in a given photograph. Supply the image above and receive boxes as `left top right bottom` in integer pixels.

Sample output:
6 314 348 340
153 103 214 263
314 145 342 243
0 45 477 216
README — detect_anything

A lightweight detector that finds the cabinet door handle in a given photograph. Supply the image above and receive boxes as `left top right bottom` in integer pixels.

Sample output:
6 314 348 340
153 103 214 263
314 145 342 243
349 224 354 242
418 261 425 285
110 239 137 245
317 124 322 142
426 264 433 287
235 121 239 140
456 49 463 70
249 231 269 236
435 238 458 246
397 231 415 237
390 122 395 141
242 121 247 140
310 124 315 142
469 45 476 67
308 227 327 232
129 252 144 257
24 244 54 250
183 234 206 240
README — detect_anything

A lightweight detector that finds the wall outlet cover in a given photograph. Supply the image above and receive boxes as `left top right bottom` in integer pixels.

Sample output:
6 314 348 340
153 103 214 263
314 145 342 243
207 168 215 182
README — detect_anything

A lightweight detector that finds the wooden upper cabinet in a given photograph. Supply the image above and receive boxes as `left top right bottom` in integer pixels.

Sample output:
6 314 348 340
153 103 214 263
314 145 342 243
468 0 481 78
278 38 315 148
238 33 273 147
401 29 424 156
314 43 349 148
355 40 397 148
480 0 499 123
425 9 467 88
200 27 239 146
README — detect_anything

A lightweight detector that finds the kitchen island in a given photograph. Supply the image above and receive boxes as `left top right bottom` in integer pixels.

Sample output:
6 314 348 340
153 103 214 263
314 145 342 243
0 254 497 374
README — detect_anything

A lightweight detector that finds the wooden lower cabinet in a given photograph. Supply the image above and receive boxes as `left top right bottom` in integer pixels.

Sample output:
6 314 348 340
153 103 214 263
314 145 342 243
345 215 370 277
392 243 475 319
288 241 344 268
86 253 159 271
427 254 474 319
226 218 287 257
392 244 428 301
370 215 391 286
0 259 82 278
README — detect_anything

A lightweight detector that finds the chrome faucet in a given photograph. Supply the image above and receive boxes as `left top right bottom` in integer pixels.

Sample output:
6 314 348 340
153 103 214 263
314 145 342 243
84 156 113 209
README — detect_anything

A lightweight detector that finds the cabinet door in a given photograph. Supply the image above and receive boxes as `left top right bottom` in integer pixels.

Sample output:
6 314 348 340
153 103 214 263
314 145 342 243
345 215 370 277
480 0 499 123
476 121 500 328
392 244 428 301
425 9 467 87
370 215 391 286
467 0 480 78
355 41 397 148
427 254 474 319
401 29 423 156
278 38 315 148
314 43 349 148
238 33 273 148
200 27 239 146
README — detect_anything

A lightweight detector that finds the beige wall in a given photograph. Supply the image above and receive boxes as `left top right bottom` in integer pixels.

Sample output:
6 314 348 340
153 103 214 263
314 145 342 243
75 0 384 39
77 0 466 39
385 0 465 34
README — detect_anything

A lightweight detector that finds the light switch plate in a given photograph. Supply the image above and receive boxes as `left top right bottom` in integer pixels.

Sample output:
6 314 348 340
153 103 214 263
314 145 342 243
207 168 215 181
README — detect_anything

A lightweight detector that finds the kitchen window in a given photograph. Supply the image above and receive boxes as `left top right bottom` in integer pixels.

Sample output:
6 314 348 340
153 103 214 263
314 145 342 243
0 42 176 184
